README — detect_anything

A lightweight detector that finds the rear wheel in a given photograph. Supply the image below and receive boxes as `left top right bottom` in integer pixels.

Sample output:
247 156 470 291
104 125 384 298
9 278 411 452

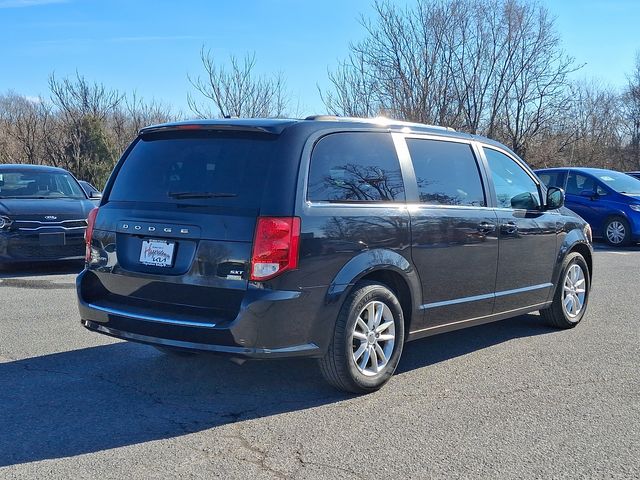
604 216 630 247
319 281 405 393
540 252 590 329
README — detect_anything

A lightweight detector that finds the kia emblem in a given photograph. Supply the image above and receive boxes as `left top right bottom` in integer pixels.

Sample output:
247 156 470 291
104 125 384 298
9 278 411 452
44 215 57 220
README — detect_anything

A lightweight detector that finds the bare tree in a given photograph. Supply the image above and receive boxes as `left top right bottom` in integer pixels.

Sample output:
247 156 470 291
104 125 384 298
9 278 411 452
497 1 579 158
622 51 640 168
111 92 176 154
530 80 622 169
0 73 177 187
47 73 125 183
322 0 580 161
0 92 50 165
188 49 289 118
322 53 381 117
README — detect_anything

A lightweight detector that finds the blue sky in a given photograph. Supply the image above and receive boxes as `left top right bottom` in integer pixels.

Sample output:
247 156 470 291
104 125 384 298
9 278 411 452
0 0 638 117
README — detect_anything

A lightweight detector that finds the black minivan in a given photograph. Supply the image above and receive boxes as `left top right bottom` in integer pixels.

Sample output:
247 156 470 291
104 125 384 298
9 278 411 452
77 117 593 393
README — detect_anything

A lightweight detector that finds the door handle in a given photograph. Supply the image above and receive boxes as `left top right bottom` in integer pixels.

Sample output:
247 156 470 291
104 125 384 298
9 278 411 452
477 222 496 234
501 221 518 235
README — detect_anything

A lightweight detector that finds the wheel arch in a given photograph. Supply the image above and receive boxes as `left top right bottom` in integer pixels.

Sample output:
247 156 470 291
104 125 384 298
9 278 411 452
326 248 421 335
569 242 593 280
549 227 593 301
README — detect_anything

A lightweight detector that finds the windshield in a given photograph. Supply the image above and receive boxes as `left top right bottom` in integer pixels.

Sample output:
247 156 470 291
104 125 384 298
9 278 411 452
595 170 640 194
108 131 278 209
0 170 86 199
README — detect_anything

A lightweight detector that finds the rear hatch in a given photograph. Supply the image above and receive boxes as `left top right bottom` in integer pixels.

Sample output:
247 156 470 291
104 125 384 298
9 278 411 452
84 128 284 325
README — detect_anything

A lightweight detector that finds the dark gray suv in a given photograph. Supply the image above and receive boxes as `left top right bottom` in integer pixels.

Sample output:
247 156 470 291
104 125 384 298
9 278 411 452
77 116 593 393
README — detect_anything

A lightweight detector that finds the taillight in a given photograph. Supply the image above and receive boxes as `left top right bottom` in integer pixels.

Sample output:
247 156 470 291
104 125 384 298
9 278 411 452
250 217 301 281
85 207 99 262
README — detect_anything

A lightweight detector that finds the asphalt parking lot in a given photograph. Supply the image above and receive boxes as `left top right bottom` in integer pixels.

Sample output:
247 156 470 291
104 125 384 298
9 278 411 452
1 245 639 479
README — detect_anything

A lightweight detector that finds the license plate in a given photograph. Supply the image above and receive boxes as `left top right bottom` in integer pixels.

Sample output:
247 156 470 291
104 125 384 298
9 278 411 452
40 232 65 246
139 239 175 267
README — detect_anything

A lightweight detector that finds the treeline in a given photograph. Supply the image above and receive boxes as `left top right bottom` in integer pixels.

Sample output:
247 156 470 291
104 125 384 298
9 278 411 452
1 0 639 189
0 75 174 188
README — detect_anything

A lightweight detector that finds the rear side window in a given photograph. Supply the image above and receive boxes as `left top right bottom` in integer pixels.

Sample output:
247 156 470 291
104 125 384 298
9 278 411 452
307 132 405 203
407 139 485 207
565 172 609 196
108 131 278 209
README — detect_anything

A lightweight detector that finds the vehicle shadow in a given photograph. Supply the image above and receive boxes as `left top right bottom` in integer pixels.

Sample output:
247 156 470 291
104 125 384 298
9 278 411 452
0 260 84 278
397 312 554 374
592 240 640 252
0 313 553 467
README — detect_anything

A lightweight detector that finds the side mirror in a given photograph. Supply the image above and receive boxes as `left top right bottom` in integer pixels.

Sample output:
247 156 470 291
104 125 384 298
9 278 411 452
546 187 565 210
90 191 102 199
511 191 539 210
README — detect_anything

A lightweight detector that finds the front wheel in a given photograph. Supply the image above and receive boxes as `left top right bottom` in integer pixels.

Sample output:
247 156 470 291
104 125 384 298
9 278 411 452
540 252 590 329
318 281 405 393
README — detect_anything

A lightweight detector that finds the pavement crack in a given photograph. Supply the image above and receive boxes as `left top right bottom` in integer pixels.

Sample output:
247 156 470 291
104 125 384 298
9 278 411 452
295 446 364 479
93 372 169 408
14 361 80 379
222 424 291 479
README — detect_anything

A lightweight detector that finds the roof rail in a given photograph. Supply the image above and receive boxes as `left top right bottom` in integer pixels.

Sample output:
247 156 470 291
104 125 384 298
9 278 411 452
304 115 455 132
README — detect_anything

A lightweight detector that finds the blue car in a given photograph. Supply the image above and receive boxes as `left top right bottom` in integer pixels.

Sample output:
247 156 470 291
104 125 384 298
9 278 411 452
535 167 640 246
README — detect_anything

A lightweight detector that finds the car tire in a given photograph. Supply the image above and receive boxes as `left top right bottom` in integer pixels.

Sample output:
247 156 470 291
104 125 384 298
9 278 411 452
540 252 590 329
318 281 405 394
152 345 198 357
604 216 630 247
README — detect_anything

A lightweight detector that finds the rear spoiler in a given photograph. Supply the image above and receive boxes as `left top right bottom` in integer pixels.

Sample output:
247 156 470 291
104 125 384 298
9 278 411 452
139 120 296 136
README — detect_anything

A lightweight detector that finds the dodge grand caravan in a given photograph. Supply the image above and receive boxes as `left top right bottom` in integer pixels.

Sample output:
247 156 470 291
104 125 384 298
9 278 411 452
77 116 593 393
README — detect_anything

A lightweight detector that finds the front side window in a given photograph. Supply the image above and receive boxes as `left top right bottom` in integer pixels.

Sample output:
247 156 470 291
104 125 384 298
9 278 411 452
307 132 405 203
566 173 595 196
407 138 485 207
484 148 541 210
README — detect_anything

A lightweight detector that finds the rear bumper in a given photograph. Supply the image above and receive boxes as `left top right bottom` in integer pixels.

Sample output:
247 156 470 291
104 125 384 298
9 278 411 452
81 319 319 358
77 270 332 359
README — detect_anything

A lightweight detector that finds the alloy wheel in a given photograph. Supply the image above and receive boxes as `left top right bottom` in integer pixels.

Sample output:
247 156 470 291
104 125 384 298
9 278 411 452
562 263 586 319
350 300 396 376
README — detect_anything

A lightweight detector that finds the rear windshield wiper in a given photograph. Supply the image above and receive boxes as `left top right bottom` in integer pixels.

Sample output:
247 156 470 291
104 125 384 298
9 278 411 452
168 191 237 199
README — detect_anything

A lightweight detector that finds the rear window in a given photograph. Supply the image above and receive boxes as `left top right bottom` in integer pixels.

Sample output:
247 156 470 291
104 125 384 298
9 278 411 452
307 132 405 203
108 131 278 209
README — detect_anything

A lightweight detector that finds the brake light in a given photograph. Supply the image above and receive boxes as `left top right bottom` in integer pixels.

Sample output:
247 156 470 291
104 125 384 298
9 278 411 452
85 207 99 262
250 217 301 281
